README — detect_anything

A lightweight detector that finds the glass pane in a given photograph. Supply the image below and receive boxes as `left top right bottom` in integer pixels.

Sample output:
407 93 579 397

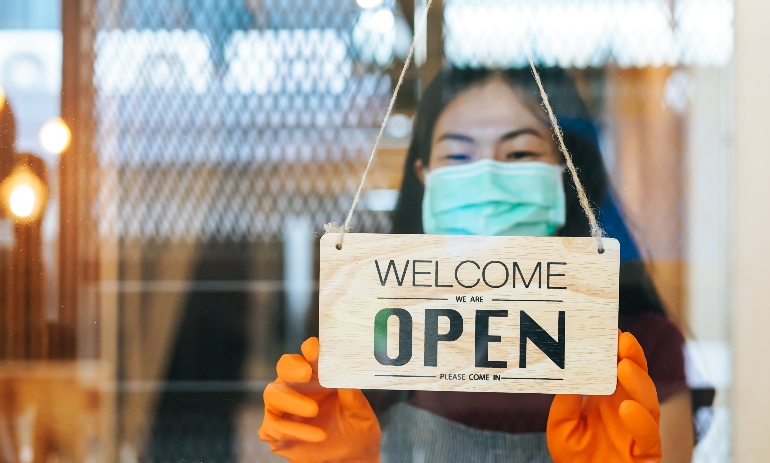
1 0 735 461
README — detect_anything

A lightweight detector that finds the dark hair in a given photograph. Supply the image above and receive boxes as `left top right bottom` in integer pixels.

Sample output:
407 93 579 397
390 66 666 316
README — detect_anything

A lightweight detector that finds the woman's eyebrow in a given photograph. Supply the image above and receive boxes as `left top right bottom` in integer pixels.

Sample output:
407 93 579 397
437 133 474 143
500 127 542 141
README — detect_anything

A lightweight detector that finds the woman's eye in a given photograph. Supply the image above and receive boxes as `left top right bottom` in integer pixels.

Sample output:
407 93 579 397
507 151 538 160
445 154 472 162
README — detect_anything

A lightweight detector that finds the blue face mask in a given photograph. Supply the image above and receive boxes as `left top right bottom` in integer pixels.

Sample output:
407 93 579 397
422 160 566 236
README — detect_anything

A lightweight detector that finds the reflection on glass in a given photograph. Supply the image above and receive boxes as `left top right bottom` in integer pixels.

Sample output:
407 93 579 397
0 0 738 461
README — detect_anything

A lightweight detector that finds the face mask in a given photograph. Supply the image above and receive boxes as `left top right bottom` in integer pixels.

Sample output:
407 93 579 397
422 160 566 236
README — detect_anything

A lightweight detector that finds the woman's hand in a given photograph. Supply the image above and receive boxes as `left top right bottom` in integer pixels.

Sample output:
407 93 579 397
258 337 382 463
547 330 662 463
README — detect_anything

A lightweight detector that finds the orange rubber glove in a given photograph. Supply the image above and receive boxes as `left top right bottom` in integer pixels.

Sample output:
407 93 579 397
547 330 662 463
258 337 381 463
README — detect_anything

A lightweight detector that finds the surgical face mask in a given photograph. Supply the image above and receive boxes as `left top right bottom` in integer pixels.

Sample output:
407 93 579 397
421 160 566 236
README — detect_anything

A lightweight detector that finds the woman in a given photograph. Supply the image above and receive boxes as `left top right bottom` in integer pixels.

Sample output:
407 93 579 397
259 67 694 462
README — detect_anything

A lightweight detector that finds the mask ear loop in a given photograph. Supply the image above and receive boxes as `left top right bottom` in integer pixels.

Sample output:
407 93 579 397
325 0 434 251
525 55 605 254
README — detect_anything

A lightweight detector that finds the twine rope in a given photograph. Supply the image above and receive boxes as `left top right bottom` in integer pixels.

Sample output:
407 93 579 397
327 0 434 250
526 54 604 253
328 2 604 254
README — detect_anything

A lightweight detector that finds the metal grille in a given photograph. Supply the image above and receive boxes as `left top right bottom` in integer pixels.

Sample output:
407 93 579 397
92 0 410 243
88 0 735 247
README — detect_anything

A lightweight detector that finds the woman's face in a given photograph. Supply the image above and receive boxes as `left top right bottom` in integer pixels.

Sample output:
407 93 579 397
417 77 561 176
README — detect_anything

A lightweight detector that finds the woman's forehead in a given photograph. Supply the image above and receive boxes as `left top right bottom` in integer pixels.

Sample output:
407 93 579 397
434 79 547 139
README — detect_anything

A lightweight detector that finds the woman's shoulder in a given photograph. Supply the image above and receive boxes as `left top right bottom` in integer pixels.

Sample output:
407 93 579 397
619 311 688 402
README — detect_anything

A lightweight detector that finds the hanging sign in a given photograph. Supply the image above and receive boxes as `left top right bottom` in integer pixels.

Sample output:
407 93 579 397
318 233 620 395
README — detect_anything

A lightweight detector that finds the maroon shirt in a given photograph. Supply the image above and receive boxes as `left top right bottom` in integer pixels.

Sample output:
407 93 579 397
368 312 687 434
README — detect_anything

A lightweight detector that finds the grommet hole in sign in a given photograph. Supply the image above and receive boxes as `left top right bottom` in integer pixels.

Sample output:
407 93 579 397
320 0 617 394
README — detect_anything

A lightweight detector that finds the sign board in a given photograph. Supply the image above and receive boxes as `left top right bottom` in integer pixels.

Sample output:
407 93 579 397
318 234 620 395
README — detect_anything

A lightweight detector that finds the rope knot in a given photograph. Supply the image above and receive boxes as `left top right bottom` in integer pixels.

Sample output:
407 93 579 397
324 222 350 250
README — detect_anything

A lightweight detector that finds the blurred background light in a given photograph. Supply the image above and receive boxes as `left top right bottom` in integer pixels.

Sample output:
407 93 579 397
38 117 70 154
353 7 407 66
356 0 384 9
1 167 47 222
362 189 399 212
0 31 62 94
385 113 413 138
94 30 211 94
9 184 35 218
0 84 5 109
371 8 396 33
443 0 734 68
0 30 62 158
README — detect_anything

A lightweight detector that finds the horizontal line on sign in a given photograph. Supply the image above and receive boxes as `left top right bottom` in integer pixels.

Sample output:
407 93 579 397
491 299 563 303
500 377 564 381
375 374 437 378
377 297 449 300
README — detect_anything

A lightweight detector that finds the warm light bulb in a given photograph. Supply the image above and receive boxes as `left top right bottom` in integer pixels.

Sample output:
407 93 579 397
0 85 5 109
371 8 395 33
357 0 384 9
1 167 47 222
9 184 35 218
39 118 71 154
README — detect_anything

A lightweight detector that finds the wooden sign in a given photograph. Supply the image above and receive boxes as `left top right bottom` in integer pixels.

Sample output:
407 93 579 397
318 234 620 395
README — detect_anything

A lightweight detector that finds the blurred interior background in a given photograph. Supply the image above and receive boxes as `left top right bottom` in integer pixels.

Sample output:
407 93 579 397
0 0 745 461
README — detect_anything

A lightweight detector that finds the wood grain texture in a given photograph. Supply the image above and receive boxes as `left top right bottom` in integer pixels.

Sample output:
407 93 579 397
319 234 619 395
